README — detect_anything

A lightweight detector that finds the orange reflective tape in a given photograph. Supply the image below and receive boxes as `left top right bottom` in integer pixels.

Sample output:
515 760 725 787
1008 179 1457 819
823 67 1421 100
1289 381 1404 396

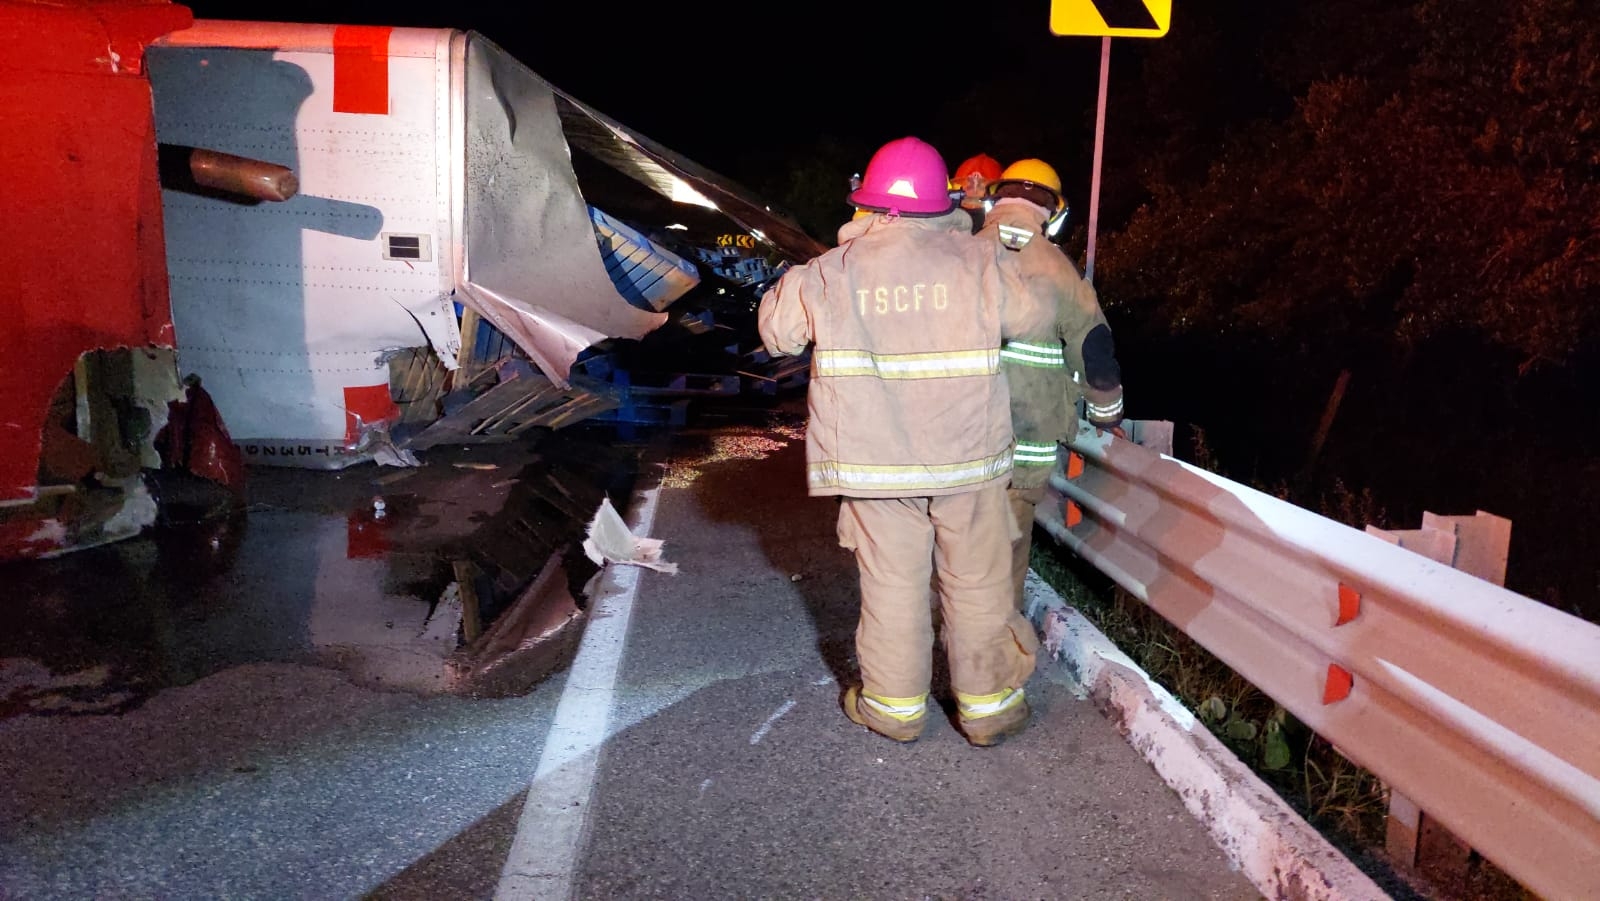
1323 664 1353 704
1336 583 1361 626
1066 452 1086 479
333 25 392 114
1064 499 1083 528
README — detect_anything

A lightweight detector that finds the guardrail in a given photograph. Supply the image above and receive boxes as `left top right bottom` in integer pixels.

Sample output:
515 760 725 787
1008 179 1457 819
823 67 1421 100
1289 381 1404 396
1034 424 1600 901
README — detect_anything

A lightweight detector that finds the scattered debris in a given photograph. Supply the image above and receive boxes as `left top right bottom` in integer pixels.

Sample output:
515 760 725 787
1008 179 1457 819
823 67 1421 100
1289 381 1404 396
370 438 422 468
449 551 585 698
582 496 678 574
373 469 419 487
406 361 622 450
453 559 484 643
420 582 464 645
1 659 135 718
452 462 499 471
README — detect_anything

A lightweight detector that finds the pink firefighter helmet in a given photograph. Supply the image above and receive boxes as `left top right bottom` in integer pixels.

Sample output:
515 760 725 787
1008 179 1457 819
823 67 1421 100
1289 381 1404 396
847 136 954 217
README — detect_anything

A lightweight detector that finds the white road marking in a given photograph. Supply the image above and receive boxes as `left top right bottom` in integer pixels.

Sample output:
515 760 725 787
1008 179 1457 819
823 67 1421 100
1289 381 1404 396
494 485 664 901
748 699 797 745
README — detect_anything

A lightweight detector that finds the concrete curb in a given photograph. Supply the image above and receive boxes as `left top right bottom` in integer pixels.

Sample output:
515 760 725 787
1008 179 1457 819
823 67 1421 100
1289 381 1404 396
1022 571 1391 901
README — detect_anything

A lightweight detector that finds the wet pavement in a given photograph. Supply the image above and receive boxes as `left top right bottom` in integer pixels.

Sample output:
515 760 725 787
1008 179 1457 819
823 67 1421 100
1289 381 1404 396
1 400 1260 900
0 421 653 899
0 428 648 711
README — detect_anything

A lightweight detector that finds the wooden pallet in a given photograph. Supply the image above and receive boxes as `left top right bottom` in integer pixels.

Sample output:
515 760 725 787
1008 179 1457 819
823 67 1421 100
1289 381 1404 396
405 372 621 449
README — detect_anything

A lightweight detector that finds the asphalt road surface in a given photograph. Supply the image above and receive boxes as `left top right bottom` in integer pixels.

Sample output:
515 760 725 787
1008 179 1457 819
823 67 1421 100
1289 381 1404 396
1 409 1258 900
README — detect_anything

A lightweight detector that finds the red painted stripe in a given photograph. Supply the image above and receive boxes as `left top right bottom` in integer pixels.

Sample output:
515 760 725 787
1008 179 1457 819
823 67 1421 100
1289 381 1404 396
343 384 400 445
332 25 392 115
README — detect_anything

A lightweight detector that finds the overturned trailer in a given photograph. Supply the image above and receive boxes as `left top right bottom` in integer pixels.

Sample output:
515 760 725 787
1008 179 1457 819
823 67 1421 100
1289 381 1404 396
146 20 824 469
148 23 663 468
1 2 821 560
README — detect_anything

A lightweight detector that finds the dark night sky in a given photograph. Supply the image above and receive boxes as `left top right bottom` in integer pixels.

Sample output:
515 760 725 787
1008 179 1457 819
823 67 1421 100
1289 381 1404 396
183 0 1114 194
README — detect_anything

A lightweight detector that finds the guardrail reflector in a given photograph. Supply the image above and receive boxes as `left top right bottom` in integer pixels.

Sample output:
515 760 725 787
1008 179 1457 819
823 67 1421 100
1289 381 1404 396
1324 664 1353 704
1064 499 1083 528
1336 583 1362 626
1066 451 1085 479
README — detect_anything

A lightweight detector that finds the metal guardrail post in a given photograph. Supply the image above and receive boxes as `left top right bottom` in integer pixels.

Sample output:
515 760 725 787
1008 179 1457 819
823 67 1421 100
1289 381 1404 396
1367 511 1512 881
1035 423 1600 901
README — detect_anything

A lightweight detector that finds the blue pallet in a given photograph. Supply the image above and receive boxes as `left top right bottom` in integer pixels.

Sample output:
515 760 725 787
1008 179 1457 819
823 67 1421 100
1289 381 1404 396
589 206 701 312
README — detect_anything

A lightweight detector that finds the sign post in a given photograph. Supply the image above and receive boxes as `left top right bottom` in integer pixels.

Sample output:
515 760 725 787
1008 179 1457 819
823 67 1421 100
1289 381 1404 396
1049 0 1172 285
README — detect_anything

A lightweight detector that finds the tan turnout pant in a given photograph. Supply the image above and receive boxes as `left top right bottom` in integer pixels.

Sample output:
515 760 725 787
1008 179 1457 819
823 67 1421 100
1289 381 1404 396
837 483 1039 705
1006 483 1046 611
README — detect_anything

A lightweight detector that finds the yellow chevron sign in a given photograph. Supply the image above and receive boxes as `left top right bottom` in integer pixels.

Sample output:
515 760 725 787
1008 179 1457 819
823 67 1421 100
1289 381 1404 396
1050 0 1171 38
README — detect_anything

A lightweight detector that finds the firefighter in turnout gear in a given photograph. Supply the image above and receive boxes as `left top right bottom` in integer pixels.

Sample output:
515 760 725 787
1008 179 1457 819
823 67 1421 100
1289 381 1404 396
981 158 1125 609
759 136 1049 747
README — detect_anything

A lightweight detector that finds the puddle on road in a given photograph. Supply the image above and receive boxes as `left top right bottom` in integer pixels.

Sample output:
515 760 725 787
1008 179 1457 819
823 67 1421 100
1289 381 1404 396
0 508 437 719
1 432 649 720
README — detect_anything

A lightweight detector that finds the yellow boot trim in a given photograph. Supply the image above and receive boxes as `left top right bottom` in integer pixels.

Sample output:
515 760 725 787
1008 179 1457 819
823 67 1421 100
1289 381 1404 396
956 687 1025 719
861 692 929 723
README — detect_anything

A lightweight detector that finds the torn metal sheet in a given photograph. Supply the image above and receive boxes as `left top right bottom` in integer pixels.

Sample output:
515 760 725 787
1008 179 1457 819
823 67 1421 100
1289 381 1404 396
583 496 678 574
460 36 668 388
550 83 827 265
155 374 246 493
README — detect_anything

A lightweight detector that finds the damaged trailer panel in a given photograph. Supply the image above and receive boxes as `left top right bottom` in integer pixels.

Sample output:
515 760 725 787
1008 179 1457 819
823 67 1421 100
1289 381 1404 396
0 0 194 505
0 0 198 559
549 84 827 266
146 23 675 468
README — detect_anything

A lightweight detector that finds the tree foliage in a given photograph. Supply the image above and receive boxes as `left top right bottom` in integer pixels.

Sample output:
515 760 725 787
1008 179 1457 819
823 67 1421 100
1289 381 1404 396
1099 0 1600 371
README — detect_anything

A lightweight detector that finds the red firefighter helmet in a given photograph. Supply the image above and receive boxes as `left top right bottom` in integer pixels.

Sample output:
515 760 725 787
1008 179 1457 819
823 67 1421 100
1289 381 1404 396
952 153 1003 189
